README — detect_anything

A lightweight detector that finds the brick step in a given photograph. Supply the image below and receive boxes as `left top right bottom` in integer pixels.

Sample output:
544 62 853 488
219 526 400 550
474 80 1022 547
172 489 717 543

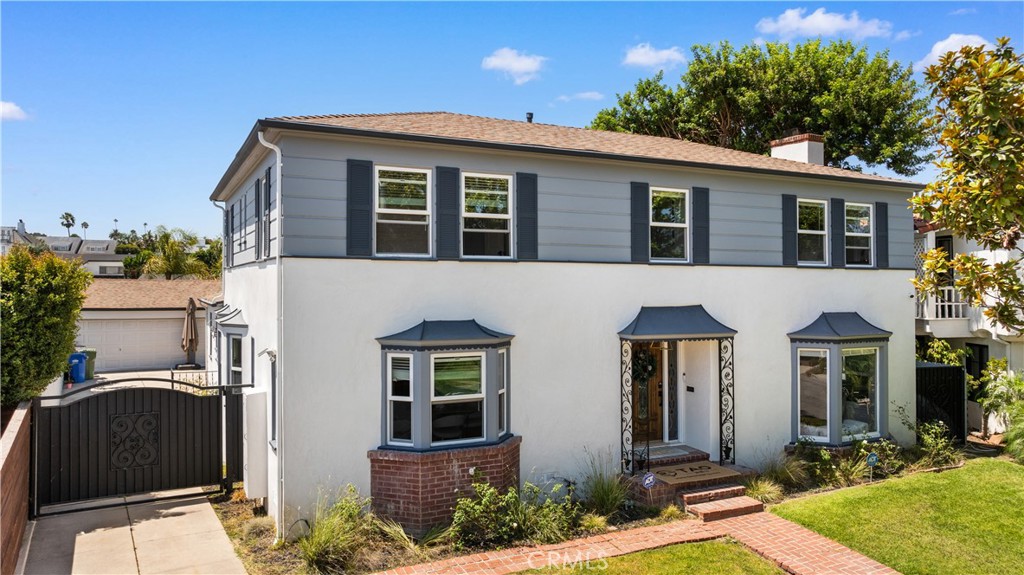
646 451 711 467
686 495 764 522
679 484 746 507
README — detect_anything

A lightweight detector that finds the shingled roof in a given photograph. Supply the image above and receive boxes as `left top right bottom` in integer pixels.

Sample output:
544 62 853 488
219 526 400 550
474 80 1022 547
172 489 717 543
83 278 221 310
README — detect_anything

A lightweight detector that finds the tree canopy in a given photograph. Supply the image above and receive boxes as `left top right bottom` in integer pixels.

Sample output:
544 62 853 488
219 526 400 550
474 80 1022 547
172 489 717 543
592 39 933 176
142 226 212 280
912 38 1024 333
1 246 92 407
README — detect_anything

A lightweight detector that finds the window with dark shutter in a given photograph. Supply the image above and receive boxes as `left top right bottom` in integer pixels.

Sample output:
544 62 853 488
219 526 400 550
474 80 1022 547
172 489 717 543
254 178 262 259
630 182 650 263
516 172 538 260
692 187 710 264
263 168 272 258
875 202 889 268
347 159 374 256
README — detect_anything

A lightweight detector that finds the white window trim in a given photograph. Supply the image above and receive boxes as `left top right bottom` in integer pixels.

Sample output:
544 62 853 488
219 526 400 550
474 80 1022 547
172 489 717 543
845 203 874 268
497 349 508 435
840 347 882 441
229 335 243 386
649 187 690 262
430 352 486 446
797 199 829 266
386 353 414 446
373 165 433 258
461 172 514 259
797 347 830 443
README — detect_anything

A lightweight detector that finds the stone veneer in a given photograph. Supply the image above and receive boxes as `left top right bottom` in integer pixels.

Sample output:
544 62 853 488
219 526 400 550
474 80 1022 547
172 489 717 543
367 435 521 536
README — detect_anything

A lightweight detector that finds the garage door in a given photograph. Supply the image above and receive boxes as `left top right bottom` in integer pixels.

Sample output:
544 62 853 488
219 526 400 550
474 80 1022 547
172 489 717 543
78 319 206 372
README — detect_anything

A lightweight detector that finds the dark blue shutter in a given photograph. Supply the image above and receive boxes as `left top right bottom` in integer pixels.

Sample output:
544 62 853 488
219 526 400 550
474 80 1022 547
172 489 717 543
692 187 710 264
875 202 889 268
831 198 845 268
254 178 262 259
516 172 538 260
631 182 650 263
436 166 461 259
782 195 797 266
347 159 373 257
264 168 272 258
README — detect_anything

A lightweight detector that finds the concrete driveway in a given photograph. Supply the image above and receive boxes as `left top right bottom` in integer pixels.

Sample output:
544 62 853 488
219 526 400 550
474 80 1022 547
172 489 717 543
18 495 246 575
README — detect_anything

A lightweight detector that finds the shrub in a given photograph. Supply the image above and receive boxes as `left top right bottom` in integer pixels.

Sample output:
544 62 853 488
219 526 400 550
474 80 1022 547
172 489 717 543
450 481 580 548
1004 403 1024 464
578 513 608 534
833 454 869 487
241 516 276 543
916 420 963 468
744 477 784 503
855 439 906 477
658 504 685 521
758 452 809 488
1 246 92 407
297 486 375 574
798 447 867 488
580 449 628 517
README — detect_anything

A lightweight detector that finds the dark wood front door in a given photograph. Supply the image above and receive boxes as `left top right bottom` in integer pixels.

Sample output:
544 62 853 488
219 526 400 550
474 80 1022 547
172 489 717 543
632 343 663 443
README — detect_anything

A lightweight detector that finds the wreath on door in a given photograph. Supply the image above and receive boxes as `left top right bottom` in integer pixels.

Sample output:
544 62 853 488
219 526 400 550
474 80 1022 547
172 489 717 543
632 348 657 385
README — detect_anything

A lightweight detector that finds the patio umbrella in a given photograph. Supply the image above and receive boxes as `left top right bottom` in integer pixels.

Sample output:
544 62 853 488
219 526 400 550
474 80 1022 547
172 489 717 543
181 297 198 365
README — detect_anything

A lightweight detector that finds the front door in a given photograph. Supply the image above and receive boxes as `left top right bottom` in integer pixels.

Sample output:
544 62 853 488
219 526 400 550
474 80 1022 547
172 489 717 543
632 343 663 443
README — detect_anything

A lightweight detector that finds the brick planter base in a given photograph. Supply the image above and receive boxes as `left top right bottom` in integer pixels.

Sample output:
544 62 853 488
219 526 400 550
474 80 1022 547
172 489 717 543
368 435 521 536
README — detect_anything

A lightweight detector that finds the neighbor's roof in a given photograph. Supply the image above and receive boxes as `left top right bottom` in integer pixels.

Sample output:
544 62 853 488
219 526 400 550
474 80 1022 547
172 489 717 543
212 112 922 200
83 278 222 310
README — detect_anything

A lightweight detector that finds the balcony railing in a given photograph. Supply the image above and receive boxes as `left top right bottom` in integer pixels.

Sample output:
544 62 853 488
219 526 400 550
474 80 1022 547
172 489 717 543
917 286 968 320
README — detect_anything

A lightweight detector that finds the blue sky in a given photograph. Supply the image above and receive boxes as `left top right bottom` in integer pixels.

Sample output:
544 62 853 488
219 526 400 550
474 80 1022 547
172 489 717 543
3 2 1021 238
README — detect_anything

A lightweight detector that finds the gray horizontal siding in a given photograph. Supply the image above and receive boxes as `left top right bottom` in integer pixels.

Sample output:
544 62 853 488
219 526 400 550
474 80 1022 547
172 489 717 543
273 134 917 268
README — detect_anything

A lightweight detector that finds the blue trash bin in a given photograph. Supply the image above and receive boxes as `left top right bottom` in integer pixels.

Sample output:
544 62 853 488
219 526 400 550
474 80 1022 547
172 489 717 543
68 352 87 383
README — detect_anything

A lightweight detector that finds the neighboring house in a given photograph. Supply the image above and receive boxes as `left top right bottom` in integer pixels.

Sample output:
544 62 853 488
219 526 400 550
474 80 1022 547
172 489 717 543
0 220 35 255
208 112 920 536
1 219 126 276
78 278 220 372
914 221 1024 433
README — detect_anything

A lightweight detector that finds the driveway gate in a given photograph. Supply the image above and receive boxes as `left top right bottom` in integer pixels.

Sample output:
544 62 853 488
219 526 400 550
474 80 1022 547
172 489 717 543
31 378 244 516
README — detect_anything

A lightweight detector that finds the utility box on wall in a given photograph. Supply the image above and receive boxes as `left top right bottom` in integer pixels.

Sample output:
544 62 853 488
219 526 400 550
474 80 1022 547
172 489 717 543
243 391 268 498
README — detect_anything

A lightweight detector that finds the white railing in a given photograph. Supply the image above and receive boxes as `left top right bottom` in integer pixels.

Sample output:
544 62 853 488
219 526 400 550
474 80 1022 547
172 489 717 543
917 286 968 320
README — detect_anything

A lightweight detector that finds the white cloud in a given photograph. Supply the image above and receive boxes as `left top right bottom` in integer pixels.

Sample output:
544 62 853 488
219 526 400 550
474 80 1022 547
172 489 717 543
948 8 977 16
555 91 604 103
915 33 990 70
755 8 893 41
894 30 921 42
1 101 28 121
481 48 547 85
622 43 686 70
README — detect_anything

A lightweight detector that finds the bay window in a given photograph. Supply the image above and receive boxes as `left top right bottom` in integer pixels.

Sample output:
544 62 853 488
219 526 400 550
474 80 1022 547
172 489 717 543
431 354 485 443
387 355 414 444
841 348 878 439
798 349 830 442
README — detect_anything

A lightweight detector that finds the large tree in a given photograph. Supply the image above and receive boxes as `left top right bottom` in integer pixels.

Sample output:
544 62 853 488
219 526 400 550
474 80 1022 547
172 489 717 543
1 246 92 407
59 212 75 236
912 38 1024 333
592 39 933 176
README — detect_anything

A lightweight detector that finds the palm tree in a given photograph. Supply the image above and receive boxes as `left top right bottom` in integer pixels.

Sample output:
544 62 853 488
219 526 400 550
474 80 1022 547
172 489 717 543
60 213 75 236
141 227 210 279
81 221 89 239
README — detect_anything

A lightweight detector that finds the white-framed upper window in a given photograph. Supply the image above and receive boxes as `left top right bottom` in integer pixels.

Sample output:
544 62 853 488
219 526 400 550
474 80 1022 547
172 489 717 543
462 173 513 258
430 353 485 445
841 347 879 440
497 349 508 435
374 166 432 256
797 199 828 265
845 203 873 267
797 348 829 442
387 354 414 445
650 187 688 261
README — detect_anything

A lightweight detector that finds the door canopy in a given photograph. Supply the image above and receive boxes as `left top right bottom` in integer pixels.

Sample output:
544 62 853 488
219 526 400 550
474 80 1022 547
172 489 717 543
618 305 736 342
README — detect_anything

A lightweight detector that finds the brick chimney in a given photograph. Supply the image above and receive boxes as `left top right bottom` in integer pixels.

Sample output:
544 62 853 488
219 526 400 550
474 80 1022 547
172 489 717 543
770 133 824 165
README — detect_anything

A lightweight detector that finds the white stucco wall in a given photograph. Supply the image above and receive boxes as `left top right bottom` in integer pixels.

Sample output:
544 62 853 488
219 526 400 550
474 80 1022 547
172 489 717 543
276 258 916 528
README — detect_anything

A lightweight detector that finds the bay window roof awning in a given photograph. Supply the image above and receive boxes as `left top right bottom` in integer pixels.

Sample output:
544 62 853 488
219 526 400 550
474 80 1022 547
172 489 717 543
618 305 736 341
215 306 247 328
377 319 513 348
787 312 891 342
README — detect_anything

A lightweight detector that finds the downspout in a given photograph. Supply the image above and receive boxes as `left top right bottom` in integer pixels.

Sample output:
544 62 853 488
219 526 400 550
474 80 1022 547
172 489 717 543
210 200 226 373
256 130 286 540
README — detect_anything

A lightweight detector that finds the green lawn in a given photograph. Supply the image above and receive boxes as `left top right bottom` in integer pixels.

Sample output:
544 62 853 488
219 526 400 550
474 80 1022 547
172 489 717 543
524 540 783 574
772 458 1024 575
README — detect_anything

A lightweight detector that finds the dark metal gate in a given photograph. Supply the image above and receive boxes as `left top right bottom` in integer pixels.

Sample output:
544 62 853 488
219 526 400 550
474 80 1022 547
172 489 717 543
31 378 245 516
916 361 967 443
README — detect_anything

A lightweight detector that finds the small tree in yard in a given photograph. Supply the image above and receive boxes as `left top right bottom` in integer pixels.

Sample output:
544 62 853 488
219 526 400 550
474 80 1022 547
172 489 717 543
912 38 1024 333
1 246 92 407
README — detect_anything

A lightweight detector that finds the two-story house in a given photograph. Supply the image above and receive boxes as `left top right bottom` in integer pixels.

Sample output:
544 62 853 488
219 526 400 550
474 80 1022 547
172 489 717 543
208 112 920 537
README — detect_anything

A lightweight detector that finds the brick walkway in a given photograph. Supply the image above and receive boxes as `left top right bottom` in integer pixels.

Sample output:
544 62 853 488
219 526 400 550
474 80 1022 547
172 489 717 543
374 512 898 575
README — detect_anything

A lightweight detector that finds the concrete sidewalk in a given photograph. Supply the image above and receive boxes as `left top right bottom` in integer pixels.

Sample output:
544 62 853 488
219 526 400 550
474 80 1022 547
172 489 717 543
18 495 246 575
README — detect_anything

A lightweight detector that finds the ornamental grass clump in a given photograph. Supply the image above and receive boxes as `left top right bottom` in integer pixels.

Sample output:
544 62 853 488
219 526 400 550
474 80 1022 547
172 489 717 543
580 449 629 517
758 451 809 489
744 477 784 504
297 486 376 574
